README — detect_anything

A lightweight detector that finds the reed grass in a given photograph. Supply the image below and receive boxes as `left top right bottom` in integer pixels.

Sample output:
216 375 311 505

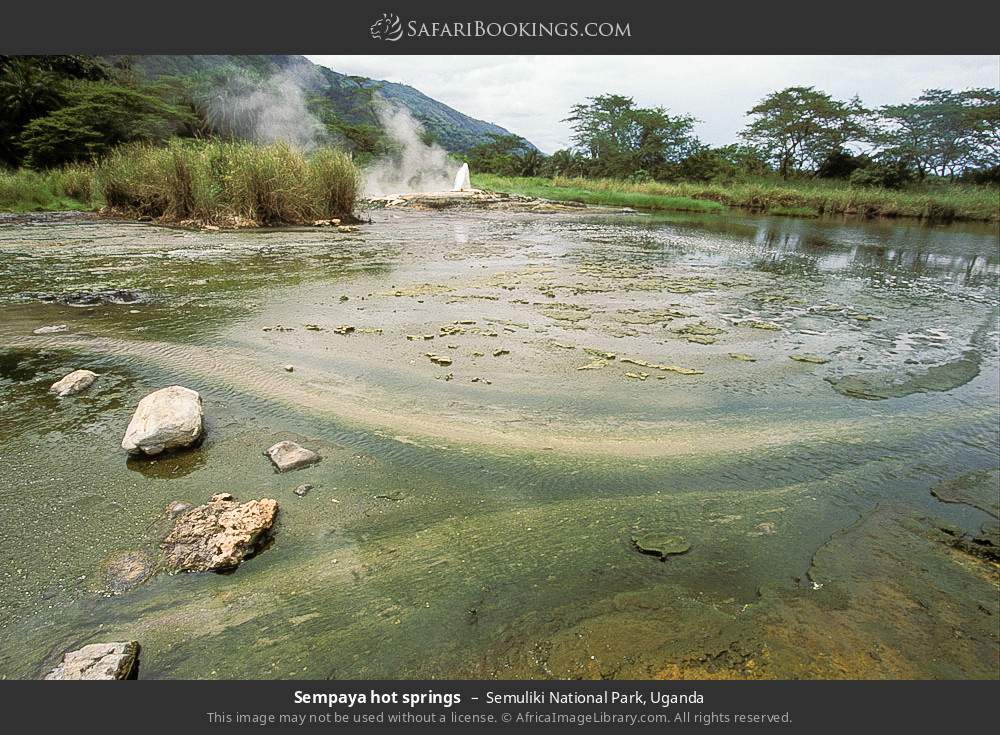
1 140 360 225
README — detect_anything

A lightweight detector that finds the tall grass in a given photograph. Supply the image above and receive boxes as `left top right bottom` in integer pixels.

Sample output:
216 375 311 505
474 174 1000 222
99 140 359 224
1 140 360 225
0 165 97 212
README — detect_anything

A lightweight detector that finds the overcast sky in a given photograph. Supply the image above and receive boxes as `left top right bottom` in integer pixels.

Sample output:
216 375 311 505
306 55 999 153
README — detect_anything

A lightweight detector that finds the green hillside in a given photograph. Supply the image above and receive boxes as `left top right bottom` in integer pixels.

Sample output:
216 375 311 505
113 54 530 156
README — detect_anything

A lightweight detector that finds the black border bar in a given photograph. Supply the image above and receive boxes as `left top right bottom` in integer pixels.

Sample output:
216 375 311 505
2 0 999 53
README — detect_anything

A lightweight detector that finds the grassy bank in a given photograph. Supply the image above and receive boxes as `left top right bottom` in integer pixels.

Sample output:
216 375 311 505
474 174 1000 222
474 174 726 214
0 168 96 212
1 141 361 225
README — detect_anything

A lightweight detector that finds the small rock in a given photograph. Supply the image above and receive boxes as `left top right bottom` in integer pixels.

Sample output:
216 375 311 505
264 441 321 472
49 369 99 397
33 324 69 335
45 641 139 680
284 364 294 372
161 493 278 572
121 385 204 456
294 484 313 497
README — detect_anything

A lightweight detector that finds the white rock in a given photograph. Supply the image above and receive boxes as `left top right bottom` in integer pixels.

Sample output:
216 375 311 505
45 641 139 680
33 324 69 335
121 385 204 456
49 369 99 397
264 441 321 472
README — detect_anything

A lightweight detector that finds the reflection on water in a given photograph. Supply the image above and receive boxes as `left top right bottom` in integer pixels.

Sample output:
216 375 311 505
0 209 997 680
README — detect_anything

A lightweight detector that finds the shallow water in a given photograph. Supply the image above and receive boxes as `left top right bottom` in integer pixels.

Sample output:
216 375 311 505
0 209 997 679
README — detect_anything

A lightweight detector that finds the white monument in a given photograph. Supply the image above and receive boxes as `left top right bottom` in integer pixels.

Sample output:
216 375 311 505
452 162 471 192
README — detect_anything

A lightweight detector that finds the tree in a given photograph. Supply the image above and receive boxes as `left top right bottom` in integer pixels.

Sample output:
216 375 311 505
0 55 111 166
741 86 869 178
875 89 1000 179
675 144 772 182
18 80 193 168
564 94 700 178
466 133 538 176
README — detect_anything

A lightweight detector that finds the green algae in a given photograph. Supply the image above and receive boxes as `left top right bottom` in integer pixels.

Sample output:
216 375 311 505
930 470 1000 518
743 320 782 331
620 357 704 375
790 354 830 365
631 532 691 558
827 352 981 400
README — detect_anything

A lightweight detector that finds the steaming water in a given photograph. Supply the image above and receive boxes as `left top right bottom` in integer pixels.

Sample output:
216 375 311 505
0 209 997 679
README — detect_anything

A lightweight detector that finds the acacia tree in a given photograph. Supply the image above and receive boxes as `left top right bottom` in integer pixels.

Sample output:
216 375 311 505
875 89 1000 179
741 86 869 178
564 94 700 178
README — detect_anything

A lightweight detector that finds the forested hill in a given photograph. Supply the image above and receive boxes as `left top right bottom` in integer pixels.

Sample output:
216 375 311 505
113 54 529 155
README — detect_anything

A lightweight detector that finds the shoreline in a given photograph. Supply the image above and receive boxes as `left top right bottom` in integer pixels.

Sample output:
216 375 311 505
474 174 1000 224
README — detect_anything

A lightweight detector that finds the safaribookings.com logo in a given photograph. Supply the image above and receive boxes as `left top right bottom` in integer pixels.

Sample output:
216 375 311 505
369 13 631 42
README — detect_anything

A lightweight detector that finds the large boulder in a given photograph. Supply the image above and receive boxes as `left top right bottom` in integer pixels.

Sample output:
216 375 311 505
50 369 99 397
45 641 139 680
264 441 321 472
121 385 204 456
161 493 278 572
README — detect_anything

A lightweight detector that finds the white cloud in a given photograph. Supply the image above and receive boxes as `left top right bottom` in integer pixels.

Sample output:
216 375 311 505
306 55 1000 154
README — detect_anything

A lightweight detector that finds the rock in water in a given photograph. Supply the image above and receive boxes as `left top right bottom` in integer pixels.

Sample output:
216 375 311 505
161 493 278 572
103 550 154 594
121 385 204 456
44 641 139 680
631 532 691 559
49 369 99 397
264 441 321 472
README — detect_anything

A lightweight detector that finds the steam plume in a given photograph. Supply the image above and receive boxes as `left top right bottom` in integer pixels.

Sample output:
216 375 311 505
203 67 328 151
363 103 460 196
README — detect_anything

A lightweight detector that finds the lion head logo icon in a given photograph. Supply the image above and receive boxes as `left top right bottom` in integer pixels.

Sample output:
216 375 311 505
370 13 403 41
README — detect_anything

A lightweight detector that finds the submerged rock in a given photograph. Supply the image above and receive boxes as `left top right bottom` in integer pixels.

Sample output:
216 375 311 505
728 353 757 362
161 493 278 572
264 441 321 472
32 324 69 335
49 369 99 397
165 500 192 518
930 470 1000 518
827 352 981 401
45 641 139 680
103 550 154 594
121 385 204 456
632 532 691 559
